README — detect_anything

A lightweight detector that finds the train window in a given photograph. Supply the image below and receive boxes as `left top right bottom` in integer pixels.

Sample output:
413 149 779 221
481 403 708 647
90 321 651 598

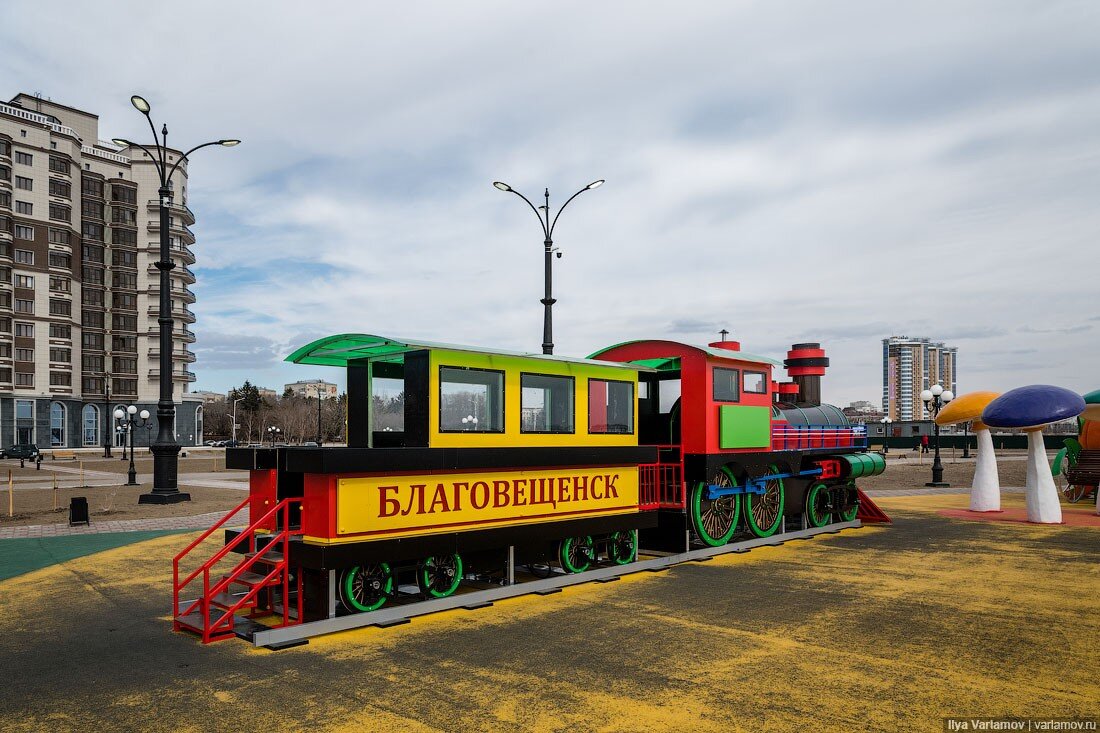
658 379 681 414
439 366 504 432
520 373 574 433
743 371 767 394
713 368 740 402
371 377 405 432
588 379 634 434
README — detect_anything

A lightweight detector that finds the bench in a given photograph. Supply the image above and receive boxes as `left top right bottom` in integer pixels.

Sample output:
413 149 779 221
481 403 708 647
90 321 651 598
1065 449 1100 489
51 450 77 460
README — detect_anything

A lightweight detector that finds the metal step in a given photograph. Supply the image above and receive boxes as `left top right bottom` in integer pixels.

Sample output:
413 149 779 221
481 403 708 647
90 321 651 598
210 591 254 611
176 609 233 635
223 570 281 587
245 550 284 565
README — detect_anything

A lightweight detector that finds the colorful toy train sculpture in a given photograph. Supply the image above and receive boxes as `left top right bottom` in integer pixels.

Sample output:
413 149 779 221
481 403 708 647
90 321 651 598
173 334 883 643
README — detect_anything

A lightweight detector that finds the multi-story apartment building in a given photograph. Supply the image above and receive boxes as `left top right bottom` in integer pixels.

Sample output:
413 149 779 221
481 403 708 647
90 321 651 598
881 336 958 421
284 379 338 399
0 93 203 450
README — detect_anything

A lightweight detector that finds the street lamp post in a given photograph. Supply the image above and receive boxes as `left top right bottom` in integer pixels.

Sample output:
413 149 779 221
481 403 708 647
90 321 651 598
115 405 151 486
231 397 244 445
492 179 604 355
316 393 323 445
103 370 112 458
113 94 238 505
880 416 892 454
267 426 282 447
962 421 971 459
921 384 954 487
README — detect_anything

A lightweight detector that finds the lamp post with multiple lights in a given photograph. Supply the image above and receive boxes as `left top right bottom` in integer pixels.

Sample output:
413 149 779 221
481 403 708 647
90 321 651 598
112 95 238 504
880 416 892 454
921 384 954 487
115 405 151 486
267 426 282 447
492 179 603 355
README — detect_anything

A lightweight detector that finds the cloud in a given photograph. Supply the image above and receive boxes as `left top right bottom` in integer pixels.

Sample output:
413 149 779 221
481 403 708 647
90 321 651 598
192 332 282 370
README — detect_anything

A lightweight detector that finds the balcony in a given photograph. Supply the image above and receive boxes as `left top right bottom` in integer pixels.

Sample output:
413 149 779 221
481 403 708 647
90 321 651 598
148 326 196 343
146 220 196 245
145 242 196 265
146 199 195 226
148 368 197 383
148 285 196 304
147 304 196 323
149 347 197 363
0 102 82 142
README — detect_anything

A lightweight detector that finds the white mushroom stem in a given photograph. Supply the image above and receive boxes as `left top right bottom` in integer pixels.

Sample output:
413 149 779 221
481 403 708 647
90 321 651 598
970 428 1000 512
1024 429 1062 523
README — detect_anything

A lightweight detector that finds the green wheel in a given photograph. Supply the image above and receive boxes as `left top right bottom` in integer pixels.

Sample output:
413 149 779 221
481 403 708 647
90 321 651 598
745 464 785 538
559 536 595 573
608 530 638 565
805 482 832 528
690 467 741 547
340 563 393 613
838 482 859 522
418 553 464 598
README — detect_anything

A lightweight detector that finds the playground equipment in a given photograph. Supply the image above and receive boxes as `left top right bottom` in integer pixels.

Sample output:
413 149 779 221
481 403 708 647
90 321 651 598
935 392 1000 511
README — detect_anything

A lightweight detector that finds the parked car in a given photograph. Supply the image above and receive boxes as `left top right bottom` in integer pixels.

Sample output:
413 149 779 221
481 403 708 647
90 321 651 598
3 443 40 459
223 440 239 448
301 441 319 447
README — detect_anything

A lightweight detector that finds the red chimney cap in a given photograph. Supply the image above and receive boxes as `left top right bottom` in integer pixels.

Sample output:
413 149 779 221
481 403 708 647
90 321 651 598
708 340 741 352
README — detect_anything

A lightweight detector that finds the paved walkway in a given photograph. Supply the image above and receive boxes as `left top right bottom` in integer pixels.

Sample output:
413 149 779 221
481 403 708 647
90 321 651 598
0 511 244 539
864 486 1025 497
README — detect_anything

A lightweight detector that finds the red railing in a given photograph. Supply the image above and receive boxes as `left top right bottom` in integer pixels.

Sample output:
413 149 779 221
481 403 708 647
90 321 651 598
771 425 869 451
173 497 303 643
640 444 684 510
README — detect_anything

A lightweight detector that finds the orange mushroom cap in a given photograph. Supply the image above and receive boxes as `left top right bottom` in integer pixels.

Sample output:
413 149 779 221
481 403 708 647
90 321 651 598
935 391 1000 429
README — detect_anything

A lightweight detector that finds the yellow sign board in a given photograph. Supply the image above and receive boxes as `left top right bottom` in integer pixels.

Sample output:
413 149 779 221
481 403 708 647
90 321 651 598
332 466 639 542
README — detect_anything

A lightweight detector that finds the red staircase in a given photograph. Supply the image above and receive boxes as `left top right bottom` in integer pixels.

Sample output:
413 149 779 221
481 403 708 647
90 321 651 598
856 488 891 523
173 496 304 643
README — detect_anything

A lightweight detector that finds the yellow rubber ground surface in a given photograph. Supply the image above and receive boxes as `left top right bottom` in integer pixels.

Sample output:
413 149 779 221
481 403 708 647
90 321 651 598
0 495 1096 732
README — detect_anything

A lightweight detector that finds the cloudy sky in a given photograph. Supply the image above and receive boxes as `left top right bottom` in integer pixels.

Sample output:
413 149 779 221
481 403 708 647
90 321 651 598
4 1 1098 406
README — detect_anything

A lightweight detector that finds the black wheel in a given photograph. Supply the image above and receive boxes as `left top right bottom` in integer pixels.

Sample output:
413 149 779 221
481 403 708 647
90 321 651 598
559 536 595 573
339 563 393 613
689 467 740 546
837 482 860 522
417 553 463 598
526 562 554 579
608 530 638 565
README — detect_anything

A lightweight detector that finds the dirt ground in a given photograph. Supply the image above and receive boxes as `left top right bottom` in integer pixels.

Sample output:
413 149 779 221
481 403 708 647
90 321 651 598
0 484 247 526
859 451 1032 491
10 453 229 476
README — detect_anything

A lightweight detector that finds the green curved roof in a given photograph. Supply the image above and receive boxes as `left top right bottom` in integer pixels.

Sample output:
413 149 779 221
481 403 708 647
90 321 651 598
286 333 646 370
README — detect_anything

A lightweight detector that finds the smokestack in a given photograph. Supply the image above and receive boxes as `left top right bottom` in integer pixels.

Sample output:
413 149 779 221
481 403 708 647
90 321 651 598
784 343 829 407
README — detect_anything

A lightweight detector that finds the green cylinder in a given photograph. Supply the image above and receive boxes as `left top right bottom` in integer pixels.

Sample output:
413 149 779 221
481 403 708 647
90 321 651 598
838 452 886 479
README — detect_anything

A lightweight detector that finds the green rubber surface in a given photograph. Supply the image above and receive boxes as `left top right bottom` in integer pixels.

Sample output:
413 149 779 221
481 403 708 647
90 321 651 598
0 530 186 582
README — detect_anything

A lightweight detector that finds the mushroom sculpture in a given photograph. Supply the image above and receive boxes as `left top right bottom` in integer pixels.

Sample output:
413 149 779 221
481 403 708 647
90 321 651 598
1081 390 1100 514
982 385 1086 524
935 391 1001 512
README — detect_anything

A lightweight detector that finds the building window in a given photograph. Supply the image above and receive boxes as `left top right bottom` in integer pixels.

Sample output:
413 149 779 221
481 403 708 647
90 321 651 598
82 354 104 371
0 292 9 308
0 344 9 357
113 356 137 374
49 179 70 198
83 405 99 446
49 323 71 339
48 252 72 269
82 223 104 242
112 249 136 267
520 373 574 434
743 371 768 394
49 348 71 363
82 377 104 393
0 191 8 208
112 228 136 246
48 157 70 175
111 186 137 204
48 228 71 245
15 348 34 361
112 314 137 331
81 310 104 329
49 299 71 316
112 334 136 352
82 177 103 197
113 378 137 395
14 299 33 314
15 275 33 288
16 372 33 386
14 226 33 241
713 368 740 403
15 152 32 165
48 203 71 222
15 249 33 264
50 371 72 387
82 332 103 350
82 244 105 263
0 267 9 283
438 366 505 433
0 165 9 181
113 293 137 310
82 288 103 306
0 318 11 333
81 200 103 220
111 207 136 225
50 402 66 447
15 176 32 191
83 267 104 285
588 379 634 434
112 271 137 289
15 201 31 215
49 276 70 292
196 405 203 445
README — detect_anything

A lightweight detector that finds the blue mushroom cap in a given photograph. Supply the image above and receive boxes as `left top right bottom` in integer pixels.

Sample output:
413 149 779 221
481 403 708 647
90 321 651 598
981 384 1086 429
